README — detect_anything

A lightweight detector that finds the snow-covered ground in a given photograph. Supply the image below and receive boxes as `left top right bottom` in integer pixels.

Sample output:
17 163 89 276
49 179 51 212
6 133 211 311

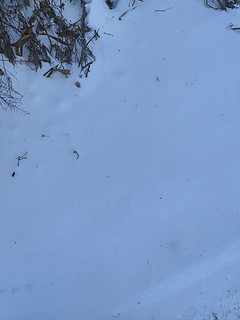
1 0 240 319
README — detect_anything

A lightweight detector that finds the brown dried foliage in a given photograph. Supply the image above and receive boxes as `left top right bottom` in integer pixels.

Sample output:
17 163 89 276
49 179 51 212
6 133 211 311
0 0 98 110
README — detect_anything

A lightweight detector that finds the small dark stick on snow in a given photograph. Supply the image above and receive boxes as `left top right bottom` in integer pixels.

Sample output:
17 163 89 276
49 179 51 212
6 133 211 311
16 152 28 166
73 150 80 159
155 7 174 12
119 6 137 20
103 32 114 37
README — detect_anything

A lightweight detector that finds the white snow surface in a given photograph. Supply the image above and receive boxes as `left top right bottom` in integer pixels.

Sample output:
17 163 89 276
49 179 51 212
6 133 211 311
1 0 240 319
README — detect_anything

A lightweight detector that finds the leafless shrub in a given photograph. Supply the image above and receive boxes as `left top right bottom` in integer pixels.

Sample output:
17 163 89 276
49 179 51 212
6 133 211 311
0 61 25 112
206 0 240 10
0 0 98 111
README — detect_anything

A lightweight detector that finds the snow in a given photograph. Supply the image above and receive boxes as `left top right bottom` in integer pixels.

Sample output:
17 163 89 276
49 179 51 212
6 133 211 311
1 0 240 319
